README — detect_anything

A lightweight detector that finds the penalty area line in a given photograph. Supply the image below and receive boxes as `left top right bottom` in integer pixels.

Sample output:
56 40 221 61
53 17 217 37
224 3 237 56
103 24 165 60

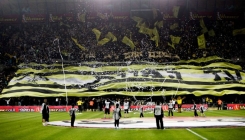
186 128 208 140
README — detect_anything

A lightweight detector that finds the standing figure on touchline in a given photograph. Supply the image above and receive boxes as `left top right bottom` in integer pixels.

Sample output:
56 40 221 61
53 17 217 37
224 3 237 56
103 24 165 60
104 99 111 119
46 102 50 122
200 103 205 117
154 100 164 129
77 99 83 114
41 99 48 126
114 99 121 108
172 98 176 111
168 100 173 117
69 104 76 127
193 102 198 117
139 103 144 118
217 99 222 110
113 103 121 129
123 99 129 118
176 96 185 113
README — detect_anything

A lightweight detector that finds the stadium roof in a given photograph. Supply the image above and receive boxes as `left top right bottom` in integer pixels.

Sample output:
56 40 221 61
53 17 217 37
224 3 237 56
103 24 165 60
0 0 244 16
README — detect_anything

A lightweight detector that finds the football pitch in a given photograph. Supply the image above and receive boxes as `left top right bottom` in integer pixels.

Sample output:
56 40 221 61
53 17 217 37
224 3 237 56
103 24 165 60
0 110 245 140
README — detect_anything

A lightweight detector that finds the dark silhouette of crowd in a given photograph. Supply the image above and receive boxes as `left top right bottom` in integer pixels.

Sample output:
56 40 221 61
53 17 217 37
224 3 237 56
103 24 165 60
0 13 245 99
1 16 245 64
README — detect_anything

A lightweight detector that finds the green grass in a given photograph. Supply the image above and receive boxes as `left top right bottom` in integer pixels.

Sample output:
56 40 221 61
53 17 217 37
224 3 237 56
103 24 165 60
0 110 245 140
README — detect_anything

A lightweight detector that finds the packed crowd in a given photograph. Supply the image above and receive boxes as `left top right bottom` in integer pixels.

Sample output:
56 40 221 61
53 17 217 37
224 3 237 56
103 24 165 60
0 14 245 96
0 66 16 94
0 17 245 65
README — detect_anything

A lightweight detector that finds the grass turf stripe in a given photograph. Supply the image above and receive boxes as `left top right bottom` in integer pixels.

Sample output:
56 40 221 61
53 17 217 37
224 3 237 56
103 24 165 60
186 128 208 140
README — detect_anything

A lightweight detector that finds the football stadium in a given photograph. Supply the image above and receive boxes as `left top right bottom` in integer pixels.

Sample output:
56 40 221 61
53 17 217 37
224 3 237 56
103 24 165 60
0 0 245 140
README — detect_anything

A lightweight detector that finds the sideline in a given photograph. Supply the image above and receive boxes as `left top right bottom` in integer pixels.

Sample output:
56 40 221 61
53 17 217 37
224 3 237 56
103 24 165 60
186 128 208 140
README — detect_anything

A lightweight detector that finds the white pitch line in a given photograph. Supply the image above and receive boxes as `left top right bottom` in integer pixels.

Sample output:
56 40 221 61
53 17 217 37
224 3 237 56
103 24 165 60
186 128 208 140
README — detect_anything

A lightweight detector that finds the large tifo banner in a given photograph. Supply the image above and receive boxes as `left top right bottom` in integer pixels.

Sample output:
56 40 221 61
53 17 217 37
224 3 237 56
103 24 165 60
0 56 245 98
0 104 208 112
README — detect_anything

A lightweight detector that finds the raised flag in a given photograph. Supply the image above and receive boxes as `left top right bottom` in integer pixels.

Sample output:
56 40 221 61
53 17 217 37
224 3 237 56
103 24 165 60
197 34 206 49
170 23 178 30
201 27 208 34
71 38 86 50
122 36 135 50
105 32 117 42
139 26 153 36
131 16 143 23
170 35 181 44
77 13 86 22
233 28 245 36
172 6 180 18
150 36 159 47
136 21 146 28
132 16 145 28
154 20 163 28
199 19 206 29
150 27 160 47
92 28 101 41
98 38 110 46
168 42 175 49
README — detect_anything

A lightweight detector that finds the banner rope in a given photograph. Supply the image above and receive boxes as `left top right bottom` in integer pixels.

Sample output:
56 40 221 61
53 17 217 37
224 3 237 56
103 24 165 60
173 79 180 99
53 38 68 107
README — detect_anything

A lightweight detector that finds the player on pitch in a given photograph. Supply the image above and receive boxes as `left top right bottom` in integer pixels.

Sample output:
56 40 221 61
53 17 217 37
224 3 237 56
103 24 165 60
123 99 130 118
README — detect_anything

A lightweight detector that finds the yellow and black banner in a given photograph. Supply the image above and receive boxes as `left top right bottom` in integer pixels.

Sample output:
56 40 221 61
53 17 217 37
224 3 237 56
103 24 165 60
1 56 244 98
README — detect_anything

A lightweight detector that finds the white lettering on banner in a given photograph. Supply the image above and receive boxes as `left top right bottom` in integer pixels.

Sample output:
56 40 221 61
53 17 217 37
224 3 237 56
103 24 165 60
228 107 234 110
127 104 208 111
0 109 15 112
19 108 35 112
0 106 77 112
123 51 179 59
10 60 245 90
119 69 242 82
46 108 64 112
10 68 243 89
240 106 245 110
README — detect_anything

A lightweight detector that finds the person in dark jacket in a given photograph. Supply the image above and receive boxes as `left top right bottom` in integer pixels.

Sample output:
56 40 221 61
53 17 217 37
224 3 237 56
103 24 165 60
69 104 76 127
